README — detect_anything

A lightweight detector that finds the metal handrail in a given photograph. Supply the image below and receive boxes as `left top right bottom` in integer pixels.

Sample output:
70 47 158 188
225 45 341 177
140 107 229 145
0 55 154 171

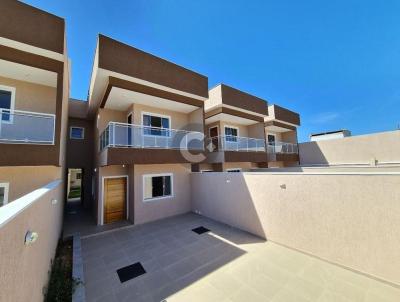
207 135 266 152
100 122 204 151
0 109 56 145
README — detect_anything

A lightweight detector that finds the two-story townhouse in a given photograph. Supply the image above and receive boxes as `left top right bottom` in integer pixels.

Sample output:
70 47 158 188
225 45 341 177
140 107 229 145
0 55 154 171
195 84 269 172
0 1 69 206
87 35 208 225
264 104 300 167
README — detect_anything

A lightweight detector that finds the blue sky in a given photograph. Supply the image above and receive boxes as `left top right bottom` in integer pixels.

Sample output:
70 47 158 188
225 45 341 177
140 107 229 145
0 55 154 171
25 0 400 142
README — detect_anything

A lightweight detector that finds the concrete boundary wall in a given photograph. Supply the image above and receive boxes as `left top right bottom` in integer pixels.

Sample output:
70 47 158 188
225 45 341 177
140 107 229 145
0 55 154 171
299 130 400 166
191 172 400 286
0 180 63 302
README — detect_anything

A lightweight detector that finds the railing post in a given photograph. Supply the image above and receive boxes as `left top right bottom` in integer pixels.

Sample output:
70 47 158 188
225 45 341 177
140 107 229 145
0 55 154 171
0 109 2 139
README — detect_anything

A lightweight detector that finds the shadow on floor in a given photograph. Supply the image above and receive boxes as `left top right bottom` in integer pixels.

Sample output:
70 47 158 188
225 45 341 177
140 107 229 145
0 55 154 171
63 200 132 239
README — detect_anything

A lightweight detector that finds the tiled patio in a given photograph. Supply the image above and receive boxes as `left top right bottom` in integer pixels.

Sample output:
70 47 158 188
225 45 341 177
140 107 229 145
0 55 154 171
81 213 400 302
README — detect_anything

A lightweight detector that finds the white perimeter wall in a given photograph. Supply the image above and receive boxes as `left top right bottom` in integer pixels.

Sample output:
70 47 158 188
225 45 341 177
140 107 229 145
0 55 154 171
191 172 400 286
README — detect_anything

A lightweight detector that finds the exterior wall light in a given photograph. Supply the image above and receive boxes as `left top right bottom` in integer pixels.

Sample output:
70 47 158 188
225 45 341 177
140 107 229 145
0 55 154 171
25 231 39 245
51 198 58 205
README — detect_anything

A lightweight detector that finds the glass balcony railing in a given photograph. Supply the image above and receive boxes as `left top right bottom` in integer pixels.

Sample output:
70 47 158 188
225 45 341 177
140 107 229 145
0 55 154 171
267 141 298 154
100 122 204 151
207 135 266 152
0 109 55 145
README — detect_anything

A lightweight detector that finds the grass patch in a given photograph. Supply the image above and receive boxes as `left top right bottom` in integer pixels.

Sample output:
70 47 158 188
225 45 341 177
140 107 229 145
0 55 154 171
68 187 81 199
44 239 80 302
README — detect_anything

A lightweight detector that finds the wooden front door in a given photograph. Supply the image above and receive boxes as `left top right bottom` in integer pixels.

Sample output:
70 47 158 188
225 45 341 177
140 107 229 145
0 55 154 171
104 177 127 224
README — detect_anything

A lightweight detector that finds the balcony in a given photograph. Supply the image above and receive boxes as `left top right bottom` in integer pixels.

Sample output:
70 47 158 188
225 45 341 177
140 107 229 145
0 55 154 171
267 141 298 154
100 122 204 151
205 135 267 164
0 109 55 145
99 122 204 165
208 135 266 152
267 141 299 162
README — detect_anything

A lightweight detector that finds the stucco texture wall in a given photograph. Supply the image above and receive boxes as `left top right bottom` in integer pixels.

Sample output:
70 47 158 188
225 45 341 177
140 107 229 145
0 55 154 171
0 181 63 302
191 172 400 285
134 164 191 224
0 166 61 202
0 75 56 114
299 130 400 166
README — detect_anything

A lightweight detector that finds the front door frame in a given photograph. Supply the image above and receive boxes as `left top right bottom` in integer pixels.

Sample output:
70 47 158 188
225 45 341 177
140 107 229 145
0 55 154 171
101 175 129 225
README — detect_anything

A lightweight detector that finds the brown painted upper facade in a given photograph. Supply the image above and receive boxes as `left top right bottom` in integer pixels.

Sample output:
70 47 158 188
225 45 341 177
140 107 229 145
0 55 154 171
0 1 65 55
86 35 209 166
0 1 68 167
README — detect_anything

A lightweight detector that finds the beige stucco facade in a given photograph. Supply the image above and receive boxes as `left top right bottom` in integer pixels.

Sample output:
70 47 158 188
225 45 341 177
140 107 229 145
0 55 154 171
299 130 400 166
0 75 57 114
191 171 400 286
0 166 61 202
96 163 191 225
133 164 191 224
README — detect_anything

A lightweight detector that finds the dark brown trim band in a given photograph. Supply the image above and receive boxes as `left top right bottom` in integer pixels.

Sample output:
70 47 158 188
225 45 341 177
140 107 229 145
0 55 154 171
100 76 204 109
205 107 264 123
273 105 300 126
220 84 268 116
265 120 296 131
0 1 65 54
98 35 208 98
102 148 201 166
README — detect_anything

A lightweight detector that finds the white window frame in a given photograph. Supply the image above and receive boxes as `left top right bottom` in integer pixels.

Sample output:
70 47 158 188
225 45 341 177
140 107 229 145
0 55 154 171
70 126 85 139
226 168 242 173
0 182 9 207
224 125 240 144
141 111 172 137
0 85 16 124
143 173 174 202
224 125 239 136
100 175 129 225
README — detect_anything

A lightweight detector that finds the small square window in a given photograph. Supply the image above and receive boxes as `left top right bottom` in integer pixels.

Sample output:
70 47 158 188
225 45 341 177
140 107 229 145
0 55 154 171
70 127 84 139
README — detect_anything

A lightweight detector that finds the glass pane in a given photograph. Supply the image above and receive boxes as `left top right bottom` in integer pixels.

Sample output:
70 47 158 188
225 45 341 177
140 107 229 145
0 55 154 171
225 127 237 142
0 187 4 207
0 90 12 122
163 176 171 196
143 115 151 135
152 176 164 197
71 127 83 139
144 177 153 199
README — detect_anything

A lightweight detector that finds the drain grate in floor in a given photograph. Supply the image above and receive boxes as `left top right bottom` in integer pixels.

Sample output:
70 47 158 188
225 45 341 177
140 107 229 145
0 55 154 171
192 226 210 234
117 262 146 283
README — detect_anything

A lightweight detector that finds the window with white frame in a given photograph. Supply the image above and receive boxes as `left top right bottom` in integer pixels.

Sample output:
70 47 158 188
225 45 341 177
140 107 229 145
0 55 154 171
142 113 170 136
224 126 238 142
0 183 9 207
70 127 84 139
143 174 173 201
0 85 15 123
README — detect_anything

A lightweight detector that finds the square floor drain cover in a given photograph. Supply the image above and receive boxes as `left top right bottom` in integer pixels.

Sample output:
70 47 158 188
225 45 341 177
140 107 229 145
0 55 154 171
117 262 146 283
192 226 210 234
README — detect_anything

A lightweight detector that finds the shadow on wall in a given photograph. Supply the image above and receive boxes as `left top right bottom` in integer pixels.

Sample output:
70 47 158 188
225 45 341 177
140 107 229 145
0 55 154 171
298 141 329 166
191 171 400 286
191 173 267 239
